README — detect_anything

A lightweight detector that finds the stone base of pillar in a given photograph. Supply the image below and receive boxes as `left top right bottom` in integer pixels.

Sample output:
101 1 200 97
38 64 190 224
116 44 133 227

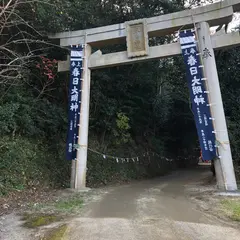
65 187 91 193
214 191 240 197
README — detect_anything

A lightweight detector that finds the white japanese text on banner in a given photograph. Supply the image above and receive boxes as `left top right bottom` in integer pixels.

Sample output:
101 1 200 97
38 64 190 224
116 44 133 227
179 30 217 161
66 45 84 160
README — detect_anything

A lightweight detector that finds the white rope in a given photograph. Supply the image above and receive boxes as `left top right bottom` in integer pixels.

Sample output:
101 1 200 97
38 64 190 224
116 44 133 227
86 147 174 162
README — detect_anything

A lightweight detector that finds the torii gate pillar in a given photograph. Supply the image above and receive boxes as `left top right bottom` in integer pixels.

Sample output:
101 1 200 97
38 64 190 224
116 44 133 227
74 44 92 190
197 22 237 191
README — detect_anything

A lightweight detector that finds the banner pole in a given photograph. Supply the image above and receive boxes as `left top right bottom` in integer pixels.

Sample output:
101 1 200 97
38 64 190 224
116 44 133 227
196 22 237 191
67 45 85 189
75 43 92 190
195 23 225 190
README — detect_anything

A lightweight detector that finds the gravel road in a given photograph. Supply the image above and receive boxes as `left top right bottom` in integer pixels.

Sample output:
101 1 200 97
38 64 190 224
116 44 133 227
1 167 239 240
65 168 240 240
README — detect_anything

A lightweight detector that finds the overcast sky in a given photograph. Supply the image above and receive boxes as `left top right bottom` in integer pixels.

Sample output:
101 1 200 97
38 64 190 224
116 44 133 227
185 0 240 31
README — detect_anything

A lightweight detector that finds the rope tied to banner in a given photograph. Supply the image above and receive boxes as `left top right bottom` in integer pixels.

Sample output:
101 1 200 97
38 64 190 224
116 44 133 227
215 139 230 150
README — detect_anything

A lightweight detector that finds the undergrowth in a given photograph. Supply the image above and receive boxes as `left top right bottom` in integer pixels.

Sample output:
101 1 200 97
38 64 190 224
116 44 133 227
221 199 240 222
0 136 176 195
22 214 61 228
0 136 70 195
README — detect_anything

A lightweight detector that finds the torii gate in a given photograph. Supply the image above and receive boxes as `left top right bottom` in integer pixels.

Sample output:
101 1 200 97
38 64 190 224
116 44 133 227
49 0 240 191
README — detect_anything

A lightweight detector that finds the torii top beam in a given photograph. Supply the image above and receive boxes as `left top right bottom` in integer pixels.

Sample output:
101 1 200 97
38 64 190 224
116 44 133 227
49 0 240 47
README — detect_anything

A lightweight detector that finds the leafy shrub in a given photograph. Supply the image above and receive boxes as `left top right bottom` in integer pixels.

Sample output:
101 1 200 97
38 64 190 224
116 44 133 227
0 136 70 195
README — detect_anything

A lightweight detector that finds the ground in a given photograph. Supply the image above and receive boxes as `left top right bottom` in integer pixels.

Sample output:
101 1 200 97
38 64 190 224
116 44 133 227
0 166 240 240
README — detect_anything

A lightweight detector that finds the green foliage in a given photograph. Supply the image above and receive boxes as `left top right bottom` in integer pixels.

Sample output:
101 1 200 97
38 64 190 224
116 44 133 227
42 224 68 240
116 112 130 130
0 137 47 193
221 199 240 222
0 136 70 194
54 197 83 212
35 0 185 32
113 112 131 145
216 46 240 170
22 214 61 228
86 140 176 186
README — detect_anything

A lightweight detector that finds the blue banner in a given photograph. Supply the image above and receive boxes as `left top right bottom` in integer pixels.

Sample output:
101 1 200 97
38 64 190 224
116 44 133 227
179 30 217 161
66 45 84 160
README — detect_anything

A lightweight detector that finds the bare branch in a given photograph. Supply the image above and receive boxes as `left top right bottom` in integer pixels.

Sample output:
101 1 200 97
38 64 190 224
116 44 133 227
0 0 63 91
0 0 14 18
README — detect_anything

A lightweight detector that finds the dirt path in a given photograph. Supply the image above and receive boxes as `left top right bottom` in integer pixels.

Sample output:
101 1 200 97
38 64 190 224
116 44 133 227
65 168 240 240
1 167 239 239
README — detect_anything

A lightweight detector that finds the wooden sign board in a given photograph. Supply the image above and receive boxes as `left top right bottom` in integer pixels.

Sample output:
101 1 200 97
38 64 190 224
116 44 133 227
125 19 149 58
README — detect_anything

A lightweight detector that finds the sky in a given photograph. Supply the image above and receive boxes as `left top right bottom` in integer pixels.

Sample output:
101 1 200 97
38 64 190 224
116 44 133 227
185 0 240 32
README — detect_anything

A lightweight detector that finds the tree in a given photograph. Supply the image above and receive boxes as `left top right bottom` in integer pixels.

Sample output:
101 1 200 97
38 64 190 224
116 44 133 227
1 0 35 82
